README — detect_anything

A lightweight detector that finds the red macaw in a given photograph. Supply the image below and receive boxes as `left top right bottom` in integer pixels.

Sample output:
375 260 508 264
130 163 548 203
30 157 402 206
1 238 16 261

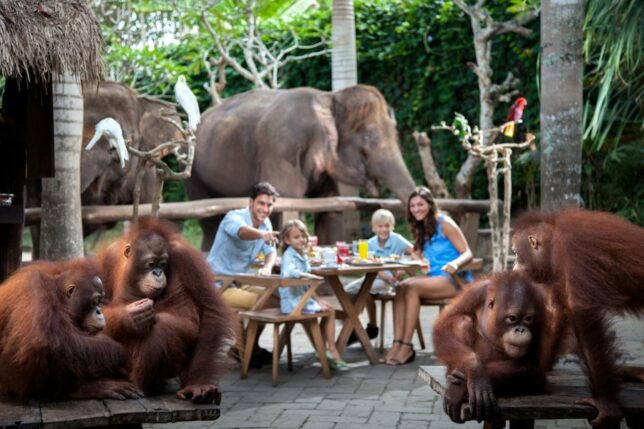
502 97 527 137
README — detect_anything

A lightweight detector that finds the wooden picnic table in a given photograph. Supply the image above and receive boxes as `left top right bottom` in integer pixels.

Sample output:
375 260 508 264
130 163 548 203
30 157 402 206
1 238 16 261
419 365 644 429
311 261 424 365
0 391 220 429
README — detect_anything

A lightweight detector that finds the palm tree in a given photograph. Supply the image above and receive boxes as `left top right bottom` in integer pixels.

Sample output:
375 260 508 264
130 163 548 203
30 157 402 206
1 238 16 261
40 73 84 259
331 0 357 90
540 0 583 209
331 0 360 241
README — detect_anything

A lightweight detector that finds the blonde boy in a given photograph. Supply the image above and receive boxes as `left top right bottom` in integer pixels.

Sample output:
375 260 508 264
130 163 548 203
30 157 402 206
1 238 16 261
344 209 413 342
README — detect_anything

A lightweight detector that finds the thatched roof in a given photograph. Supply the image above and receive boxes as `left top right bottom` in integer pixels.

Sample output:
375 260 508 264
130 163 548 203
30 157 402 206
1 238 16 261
0 0 103 83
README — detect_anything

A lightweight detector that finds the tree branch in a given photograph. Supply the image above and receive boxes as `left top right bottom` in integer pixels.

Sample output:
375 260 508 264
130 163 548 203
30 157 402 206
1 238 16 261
413 131 451 198
201 12 258 84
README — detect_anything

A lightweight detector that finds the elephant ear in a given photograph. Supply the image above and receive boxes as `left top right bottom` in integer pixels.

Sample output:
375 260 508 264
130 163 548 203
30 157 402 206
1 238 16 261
311 91 369 185
331 85 395 151
311 94 339 157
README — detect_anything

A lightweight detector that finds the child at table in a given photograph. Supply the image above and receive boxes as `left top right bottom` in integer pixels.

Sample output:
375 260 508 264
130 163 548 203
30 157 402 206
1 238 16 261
279 219 348 369
344 209 413 341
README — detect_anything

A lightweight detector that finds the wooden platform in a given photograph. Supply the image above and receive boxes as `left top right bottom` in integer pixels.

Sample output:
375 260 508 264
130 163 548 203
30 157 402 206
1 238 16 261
0 394 220 429
419 365 644 428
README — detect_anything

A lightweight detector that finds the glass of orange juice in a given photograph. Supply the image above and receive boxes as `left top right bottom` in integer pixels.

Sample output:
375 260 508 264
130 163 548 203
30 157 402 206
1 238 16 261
358 240 369 260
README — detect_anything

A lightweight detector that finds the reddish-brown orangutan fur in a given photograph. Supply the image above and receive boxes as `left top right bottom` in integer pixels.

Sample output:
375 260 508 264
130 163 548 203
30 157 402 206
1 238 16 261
513 208 644 428
432 271 568 422
97 217 235 403
0 259 132 400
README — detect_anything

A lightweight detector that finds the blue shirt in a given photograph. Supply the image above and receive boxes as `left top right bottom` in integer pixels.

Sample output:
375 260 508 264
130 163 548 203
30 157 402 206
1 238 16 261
367 232 412 257
423 215 473 282
207 207 276 276
279 246 321 314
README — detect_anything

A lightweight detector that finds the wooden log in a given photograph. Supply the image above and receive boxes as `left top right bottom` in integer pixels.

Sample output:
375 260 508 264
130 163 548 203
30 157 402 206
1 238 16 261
24 197 494 226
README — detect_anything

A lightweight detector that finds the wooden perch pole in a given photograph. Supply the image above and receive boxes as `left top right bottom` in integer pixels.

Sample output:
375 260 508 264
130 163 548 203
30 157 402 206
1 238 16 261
129 115 197 223
433 116 533 271
451 0 539 199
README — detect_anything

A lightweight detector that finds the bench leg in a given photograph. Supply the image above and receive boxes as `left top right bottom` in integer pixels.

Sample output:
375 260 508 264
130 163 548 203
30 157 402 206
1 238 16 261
379 299 387 354
241 320 259 379
415 316 426 350
284 323 294 372
272 323 280 387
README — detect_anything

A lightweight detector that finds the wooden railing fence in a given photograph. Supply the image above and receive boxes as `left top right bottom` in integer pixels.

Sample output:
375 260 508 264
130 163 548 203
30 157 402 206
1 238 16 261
25 196 494 252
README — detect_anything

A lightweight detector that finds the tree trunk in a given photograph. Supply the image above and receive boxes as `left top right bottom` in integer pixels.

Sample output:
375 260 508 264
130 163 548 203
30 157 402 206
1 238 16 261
40 73 84 259
332 0 357 91
331 0 360 241
540 0 583 209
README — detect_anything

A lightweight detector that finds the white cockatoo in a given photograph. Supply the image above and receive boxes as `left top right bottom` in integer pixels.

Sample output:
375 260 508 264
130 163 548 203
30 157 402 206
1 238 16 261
85 117 129 169
174 75 201 131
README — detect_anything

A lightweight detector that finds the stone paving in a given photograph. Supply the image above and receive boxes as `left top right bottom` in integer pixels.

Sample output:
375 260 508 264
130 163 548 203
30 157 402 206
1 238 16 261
146 305 644 429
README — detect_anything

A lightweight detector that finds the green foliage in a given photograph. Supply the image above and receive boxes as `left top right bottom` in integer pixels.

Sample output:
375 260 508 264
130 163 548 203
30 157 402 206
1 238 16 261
582 143 643 224
93 0 641 225
583 0 643 150
581 0 643 223
282 0 541 206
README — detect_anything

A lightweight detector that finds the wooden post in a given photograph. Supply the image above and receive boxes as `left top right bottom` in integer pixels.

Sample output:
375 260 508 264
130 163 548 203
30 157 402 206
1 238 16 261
337 183 361 243
275 211 300 232
0 77 32 281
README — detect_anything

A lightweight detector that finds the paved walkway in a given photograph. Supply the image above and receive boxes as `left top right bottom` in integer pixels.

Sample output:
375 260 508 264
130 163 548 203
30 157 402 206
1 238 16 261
146 305 644 429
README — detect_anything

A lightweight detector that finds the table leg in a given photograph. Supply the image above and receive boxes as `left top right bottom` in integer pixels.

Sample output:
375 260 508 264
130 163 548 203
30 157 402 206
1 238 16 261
327 273 380 364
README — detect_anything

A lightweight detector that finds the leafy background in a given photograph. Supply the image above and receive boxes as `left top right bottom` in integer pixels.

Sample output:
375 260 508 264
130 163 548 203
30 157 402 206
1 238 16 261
3 0 639 229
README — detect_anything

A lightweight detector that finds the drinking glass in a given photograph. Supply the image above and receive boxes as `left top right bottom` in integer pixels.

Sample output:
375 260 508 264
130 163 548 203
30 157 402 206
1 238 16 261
336 241 350 263
351 240 359 256
358 240 369 260
322 249 338 267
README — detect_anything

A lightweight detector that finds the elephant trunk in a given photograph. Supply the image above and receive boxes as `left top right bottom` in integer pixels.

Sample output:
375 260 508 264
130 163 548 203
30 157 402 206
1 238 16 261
370 154 416 203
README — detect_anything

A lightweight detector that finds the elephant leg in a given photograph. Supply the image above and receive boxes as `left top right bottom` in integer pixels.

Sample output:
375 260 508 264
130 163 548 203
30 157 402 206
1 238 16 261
315 212 350 245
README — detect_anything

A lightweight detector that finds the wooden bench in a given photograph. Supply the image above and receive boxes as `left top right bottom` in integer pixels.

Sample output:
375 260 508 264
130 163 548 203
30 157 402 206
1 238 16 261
214 273 332 386
419 365 644 429
0 390 220 429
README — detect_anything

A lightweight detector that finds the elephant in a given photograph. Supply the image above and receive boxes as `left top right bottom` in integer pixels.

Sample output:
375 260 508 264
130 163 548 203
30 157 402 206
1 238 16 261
186 84 415 250
28 81 184 257
80 81 183 207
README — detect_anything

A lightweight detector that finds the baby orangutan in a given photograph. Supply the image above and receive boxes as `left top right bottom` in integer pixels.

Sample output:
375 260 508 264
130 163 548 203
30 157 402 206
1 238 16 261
432 271 555 423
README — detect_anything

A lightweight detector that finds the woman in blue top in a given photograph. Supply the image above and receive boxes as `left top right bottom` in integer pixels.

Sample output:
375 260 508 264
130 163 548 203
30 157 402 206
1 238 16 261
385 187 473 365
279 219 347 369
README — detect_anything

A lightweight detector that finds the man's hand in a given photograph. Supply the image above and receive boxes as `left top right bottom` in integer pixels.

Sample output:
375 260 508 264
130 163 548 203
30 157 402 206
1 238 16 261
261 230 279 246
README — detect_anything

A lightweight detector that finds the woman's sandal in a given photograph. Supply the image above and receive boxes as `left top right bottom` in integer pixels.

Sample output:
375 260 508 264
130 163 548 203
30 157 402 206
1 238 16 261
379 339 403 364
385 341 415 366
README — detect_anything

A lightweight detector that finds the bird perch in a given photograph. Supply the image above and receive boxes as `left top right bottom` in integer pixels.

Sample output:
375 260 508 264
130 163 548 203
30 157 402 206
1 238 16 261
433 113 534 271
